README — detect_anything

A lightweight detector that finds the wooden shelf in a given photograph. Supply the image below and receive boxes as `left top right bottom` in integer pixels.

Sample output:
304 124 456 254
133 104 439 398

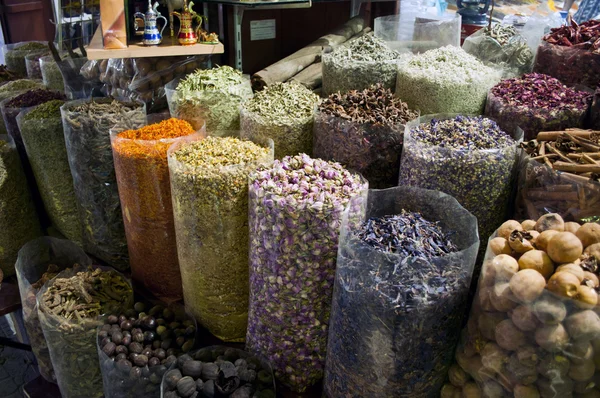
86 28 224 60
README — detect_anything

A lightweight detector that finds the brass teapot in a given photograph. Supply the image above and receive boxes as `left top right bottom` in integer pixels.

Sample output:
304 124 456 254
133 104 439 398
171 0 203 45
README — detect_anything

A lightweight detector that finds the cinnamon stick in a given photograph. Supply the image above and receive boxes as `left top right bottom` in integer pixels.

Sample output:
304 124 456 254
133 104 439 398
537 129 597 141
545 143 575 163
527 190 579 201
554 161 600 174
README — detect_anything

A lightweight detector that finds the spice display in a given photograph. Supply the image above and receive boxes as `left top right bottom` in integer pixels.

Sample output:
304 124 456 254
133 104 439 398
485 73 592 141
240 82 319 159
40 55 65 92
325 186 478 397
0 79 45 134
98 301 196 398
515 128 600 222
17 100 82 244
15 237 91 382
169 136 273 342
322 33 404 97
37 265 133 398
0 65 21 84
462 24 534 77
0 136 42 277
161 346 276 398
399 115 519 244
313 84 418 188
3 42 48 76
448 214 600 397
534 19 600 88
246 154 367 392
112 118 199 301
395 46 501 114
166 65 252 135
61 98 146 271
25 53 44 79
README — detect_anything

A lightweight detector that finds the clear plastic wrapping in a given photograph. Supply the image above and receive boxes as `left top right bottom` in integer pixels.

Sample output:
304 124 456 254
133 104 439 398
61 98 146 271
246 162 368 392
37 265 133 398
160 346 277 398
533 41 600 89
0 135 42 277
16 104 82 244
449 218 600 397
165 76 253 135
324 186 479 397
15 237 91 382
313 111 408 189
111 121 204 302
398 114 522 244
2 41 48 76
240 107 313 159
515 155 600 223
484 90 589 141
40 55 66 92
168 137 274 342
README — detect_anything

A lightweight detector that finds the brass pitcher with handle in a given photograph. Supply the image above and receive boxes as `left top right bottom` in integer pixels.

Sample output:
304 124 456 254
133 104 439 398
171 0 203 45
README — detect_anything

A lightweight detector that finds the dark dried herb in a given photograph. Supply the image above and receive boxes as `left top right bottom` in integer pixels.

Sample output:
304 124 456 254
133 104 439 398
543 19 600 51
0 65 21 84
313 84 417 189
6 88 65 108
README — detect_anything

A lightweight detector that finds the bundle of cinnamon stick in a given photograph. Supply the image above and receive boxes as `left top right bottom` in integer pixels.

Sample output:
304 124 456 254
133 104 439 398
517 128 600 221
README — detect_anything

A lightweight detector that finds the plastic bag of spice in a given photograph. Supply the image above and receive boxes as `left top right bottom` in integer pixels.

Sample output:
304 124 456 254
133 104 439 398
25 52 48 80
98 301 197 398
322 33 406 97
313 84 418 189
398 114 522 252
165 66 253 135
446 214 600 398
588 86 600 130
17 100 83 244
484 73 592 141
15 237 91 382
0 135 42 277
37 265 133 398
40 55 65 92
169 136 274 342
111 117 204 302
160 346 277 398
324 185 479 398
240 82 319 159
0 79 46 134
61 98 146 271
246 155 368 392
2 41 48 76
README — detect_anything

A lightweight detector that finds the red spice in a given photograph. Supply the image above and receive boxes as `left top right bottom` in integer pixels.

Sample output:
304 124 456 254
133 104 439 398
543 19 600 53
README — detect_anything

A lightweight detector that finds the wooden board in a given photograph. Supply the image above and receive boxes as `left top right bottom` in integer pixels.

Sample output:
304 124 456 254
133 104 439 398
86 28 224 60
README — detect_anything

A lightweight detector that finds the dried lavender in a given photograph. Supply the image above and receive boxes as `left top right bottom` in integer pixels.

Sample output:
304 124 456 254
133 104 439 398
324 187 478 398
314 84 418 188
398 115 519 243
241 82 319 159
485 73 592 140
246 154 367 392
396 46 501 114
167 66 253 134
322 33 405 96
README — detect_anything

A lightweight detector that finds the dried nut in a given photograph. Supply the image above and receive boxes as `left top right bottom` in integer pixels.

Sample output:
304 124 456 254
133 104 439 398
576 285 599 309
478 312 506 341
564 222 581 234
462 382 482 397
177 376 197 398
181 360 203 378
448 364 470 387
481 342 508 371
490 237 512 255
495 319 525 351
569 359 596 382
533 295 566 324
535 323 569 352
547 271 580 298
499 220 523 239
492 282 517 312
584 271 600 288
510 269 546 303
482 380 504 397
509 230 535 253
493 254 520 282
518 250 554 278
512 305 539 332
555 263 585 282
535 230 559 252
534 213 565 233
547 232 583 264
566 340 594 365
584 243 600 262
521 220 537 231
514 384 540 398
566 310 600 341
577 223 600 248
440 383 460 398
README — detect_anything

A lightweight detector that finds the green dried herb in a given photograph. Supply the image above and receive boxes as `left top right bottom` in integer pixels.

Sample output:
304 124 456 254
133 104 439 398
169 136 273 342
241 82 320 159
40 56 65 92
18 100 83 244
5 42 48 76
169 66 253 135
0 137 42 277
0 65 21 84
38 265 133 398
